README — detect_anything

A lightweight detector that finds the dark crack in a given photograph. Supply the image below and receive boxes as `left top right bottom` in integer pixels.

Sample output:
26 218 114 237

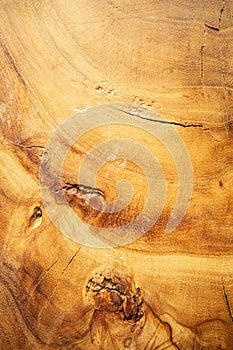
63 247 82 271
17 143 46 151
205 23 219 31
204 0 225 31
219 0 226 30
222 278 233 323
115 106 202 128
56 182 105 198
114 106 220 142
30 259 59 296
201 0 226 94
38 247 81 321
200 25 207 85
219 37 228 94
5 140 47 152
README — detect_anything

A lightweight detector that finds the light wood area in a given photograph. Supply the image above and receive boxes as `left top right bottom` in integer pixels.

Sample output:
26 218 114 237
0 1 233 349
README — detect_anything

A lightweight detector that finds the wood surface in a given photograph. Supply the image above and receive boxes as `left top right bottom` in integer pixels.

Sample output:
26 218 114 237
0 0 233 349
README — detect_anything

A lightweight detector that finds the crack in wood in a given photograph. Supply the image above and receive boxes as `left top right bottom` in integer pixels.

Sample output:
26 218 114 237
200 25 207 87
219 38 228 93
219 0 226 30
222 278 233 323
204 0 225 31
29 259 59 297
204 23 219 31
57 182 105 198
114 107 221 142
201 0 227 100
218 0 231 128
38 247 81 322
115 106 205 128
11 142 47 152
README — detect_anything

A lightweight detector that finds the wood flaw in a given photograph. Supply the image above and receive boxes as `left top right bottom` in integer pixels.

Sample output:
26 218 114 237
0 0 233 349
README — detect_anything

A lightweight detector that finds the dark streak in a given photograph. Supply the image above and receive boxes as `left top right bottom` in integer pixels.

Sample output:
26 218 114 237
204 23 219 31
63 246 82 272
56 182 105 198
0 37 28 89
206 0 226 31
12 142 47 151
115 107 210 130
25 145 46 150
38 247 81 320
200 25 206 85
44 259 58 273
31 259 58 294
219 0 225 30
222 278 233 323
114 106 220 142
219 180 223 187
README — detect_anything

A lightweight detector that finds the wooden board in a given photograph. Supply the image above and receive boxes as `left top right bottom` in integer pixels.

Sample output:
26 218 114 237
0 1 233 349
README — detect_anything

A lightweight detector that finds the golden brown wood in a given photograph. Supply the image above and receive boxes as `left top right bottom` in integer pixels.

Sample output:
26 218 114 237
0 1 233 349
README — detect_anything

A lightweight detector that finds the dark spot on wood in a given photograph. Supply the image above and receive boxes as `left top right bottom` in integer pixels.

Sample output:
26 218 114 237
219 180 223 187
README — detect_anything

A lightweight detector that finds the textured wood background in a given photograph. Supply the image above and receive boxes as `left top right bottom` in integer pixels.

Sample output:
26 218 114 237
0 1 233 349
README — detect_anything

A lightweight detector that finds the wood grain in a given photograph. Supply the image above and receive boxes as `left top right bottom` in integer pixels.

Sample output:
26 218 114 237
0 0 233 349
